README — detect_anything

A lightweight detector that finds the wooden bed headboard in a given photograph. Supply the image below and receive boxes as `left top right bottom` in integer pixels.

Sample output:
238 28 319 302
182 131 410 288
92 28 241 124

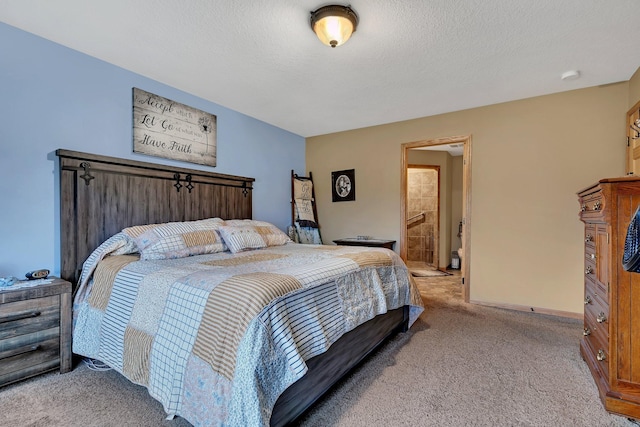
57 149 255 287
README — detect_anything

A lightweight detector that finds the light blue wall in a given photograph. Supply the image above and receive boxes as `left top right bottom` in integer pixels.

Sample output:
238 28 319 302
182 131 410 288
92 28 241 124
0 23 305 278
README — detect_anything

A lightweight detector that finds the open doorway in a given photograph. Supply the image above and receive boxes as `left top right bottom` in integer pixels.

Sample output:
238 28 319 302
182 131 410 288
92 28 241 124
406 165 440 269
400 136 472 302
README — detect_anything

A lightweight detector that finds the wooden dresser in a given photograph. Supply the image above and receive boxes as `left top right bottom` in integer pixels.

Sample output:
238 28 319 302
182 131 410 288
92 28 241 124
0 278 72 387
578 176 640 419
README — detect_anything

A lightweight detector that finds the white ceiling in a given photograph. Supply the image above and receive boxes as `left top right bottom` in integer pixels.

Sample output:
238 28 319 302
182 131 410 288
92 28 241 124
2 0 639 138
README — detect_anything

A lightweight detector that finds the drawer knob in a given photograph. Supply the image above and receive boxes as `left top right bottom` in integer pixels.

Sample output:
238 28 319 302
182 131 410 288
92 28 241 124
581 204 587 212
585 234 593 243
593 201 601 211
591 253 596 260
583 327 591 336
584 295 592 305
585 266 593 275
597 312 607 323
597 349 606 361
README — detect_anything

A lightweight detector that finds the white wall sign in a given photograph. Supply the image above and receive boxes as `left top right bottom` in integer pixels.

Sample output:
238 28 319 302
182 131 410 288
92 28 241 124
132 88 217 167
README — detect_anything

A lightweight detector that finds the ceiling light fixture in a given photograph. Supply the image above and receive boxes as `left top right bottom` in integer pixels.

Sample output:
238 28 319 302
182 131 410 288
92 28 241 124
310 5 358 48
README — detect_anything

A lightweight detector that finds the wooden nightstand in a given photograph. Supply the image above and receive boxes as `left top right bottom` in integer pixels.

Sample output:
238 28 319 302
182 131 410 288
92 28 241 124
0 277 72 387
333 238 396 250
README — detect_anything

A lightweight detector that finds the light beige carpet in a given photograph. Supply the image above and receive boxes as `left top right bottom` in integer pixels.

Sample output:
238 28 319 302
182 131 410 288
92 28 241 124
0 276 637 426
298 278 637 426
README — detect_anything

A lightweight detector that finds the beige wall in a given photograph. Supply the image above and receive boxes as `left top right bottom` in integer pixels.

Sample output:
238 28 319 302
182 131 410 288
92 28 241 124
307 82 629 315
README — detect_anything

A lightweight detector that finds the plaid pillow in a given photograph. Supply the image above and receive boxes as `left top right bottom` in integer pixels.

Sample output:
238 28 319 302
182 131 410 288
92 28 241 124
123 218 226 260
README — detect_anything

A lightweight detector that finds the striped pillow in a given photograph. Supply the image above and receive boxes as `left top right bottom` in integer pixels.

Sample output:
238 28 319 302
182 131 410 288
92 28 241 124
123 218 227 260
218 222 291 253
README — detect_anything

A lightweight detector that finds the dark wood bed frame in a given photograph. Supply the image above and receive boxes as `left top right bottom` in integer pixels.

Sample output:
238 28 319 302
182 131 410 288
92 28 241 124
57 149 409 426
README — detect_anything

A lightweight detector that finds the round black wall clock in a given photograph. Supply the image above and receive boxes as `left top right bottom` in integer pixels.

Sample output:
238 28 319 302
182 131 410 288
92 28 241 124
331 169 356 202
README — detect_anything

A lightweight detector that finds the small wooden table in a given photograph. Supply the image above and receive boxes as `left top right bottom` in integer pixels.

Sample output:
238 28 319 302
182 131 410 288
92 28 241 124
333 238 396 250
0 277 72 387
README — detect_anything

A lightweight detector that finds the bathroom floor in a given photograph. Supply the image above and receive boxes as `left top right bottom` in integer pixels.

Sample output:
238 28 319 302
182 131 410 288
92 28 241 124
411 266 463 305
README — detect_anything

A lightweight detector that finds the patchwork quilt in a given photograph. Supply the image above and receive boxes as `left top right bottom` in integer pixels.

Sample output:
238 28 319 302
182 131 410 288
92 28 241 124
73 235 423 426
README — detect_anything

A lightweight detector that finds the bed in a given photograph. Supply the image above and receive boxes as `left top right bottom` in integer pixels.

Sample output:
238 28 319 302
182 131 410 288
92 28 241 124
57 150 424 426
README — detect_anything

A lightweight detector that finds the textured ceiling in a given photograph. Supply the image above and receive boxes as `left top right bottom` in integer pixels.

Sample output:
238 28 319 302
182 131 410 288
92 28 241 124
1 0 639 137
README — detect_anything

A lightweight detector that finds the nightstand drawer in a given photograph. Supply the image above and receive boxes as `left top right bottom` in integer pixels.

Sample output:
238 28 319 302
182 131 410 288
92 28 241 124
0 295 60 340
0 334 60 385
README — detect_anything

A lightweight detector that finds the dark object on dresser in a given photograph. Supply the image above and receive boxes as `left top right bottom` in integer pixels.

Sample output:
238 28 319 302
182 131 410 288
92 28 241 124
0 278 72 387
578 177 640 420
25 269 50 280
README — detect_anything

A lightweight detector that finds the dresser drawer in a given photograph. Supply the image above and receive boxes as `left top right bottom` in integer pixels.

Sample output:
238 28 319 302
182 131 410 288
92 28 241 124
584 257 596 284
583 330 609 379
584 224 596 249
580 190 605 221
585 294 609 340
583 283 609 379
584 260 608 298
584 280 607 312
584 244 596 262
